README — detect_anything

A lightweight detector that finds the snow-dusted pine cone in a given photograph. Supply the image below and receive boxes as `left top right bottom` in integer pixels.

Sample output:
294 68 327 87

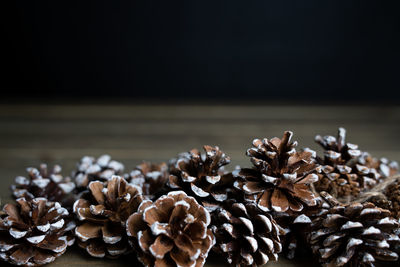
0 198 75 266
168 145 234 211
126 191 215 267
211 199 282 266
125 162 169 200
73 155 124 191
234 131 320 213
314 128 398 200
73 176 143 258
10 164 75 208
309 192 400 266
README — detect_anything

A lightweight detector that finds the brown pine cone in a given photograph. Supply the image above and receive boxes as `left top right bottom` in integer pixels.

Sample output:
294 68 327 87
73 176 143 258
385 180 400 219
125 162 169 200
211 199 282 266
126 190 215 267
234 131 320 213
0 198 75 266
358 152 398 180
314 128 394 199
73 155 124 191
10 164 76 208
168 145 233 211
309 192 400 266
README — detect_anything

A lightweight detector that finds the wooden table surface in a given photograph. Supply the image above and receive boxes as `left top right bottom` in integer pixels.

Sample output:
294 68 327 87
0 104 399 266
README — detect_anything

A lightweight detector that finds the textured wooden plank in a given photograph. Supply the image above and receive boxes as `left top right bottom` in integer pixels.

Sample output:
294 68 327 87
0 104 398 267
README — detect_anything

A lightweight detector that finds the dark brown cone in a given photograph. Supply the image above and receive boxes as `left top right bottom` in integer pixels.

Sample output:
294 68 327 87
234 131 320 213
314 128 398 200
385 180 400 219
10 164 76 208
124 162 169 200
126 190 215 267
0 198 75 266
73 155 124 192
73 176 142 258
168 145 234 212
309 192 400 266
211 199 282 266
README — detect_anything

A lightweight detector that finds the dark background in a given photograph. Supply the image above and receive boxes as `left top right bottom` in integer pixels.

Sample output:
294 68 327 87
2 1 400 101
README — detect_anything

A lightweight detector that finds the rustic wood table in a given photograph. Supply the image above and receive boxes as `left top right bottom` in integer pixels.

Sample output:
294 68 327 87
0 104 398 266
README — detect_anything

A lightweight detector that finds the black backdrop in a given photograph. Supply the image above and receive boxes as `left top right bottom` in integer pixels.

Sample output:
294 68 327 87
2 1 400 101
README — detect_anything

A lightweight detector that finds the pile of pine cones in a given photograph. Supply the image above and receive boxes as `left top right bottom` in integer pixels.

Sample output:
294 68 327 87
1 128 400 267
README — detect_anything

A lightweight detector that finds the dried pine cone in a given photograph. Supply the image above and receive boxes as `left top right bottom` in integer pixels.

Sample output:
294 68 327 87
125 162 169 200
234 131 320 213
309 192 400 266
358 152 398 180
211 200 282 266
126 190 215 267
0 198 75 266
385 180 400 219
73 155 124 191
314 128 393 199
168 145 233 211
11 164 76 208
73 176 143 258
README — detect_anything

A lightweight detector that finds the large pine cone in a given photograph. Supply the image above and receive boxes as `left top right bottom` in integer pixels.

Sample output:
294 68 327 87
0 198 75 266
168 145 233 211
11 164 76 208
73 176 143 258
234 131 320 213
73 155 124 191
314 128 394 199
126 190 215 267
211 200 282 266
125 162 169 200
309 192 400 266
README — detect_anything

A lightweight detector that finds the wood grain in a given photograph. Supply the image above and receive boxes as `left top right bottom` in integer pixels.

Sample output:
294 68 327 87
0 104 398 266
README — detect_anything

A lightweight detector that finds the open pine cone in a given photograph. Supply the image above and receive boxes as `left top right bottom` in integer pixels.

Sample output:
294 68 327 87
73 176 143 258
126 190 215 267
234 131 320 213
73 155 124 191
314 128 396 199
211 199 282 266
309 192 400 266
125 162 169 200
0 198 75 266
168 145 234 211
10 164 76 208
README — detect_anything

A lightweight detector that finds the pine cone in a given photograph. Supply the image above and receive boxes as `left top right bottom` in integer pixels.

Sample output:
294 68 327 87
234 131 320 213
358 152 398 180
168 145 233 211
309 192 400 266
211 199 282 266
126 190 215 267
10 164 76 208
0 198 75 266
385 180 400 219
314 128 392 199
73 176 143 258
73 155 124 191
125 162 169 200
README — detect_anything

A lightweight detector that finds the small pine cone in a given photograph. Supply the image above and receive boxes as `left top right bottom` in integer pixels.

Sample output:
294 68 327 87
211 200 282 266
73 155 124 191
125 162 169 200
73 176 143 258
314 128 387 199
0 198 75 266
11 164 76 208
168 145 233 211
234 131 320 213
126 191 215 267
309 192 400 266
385 179 400 219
